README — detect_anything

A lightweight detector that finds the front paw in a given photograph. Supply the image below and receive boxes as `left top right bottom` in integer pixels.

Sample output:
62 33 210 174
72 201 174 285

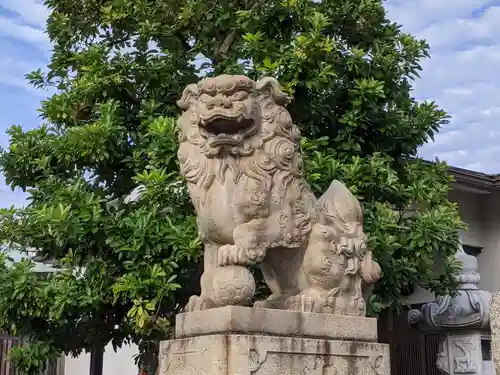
184 295 215 312
218 245 244 266
218 245 263 266
285 294 332 314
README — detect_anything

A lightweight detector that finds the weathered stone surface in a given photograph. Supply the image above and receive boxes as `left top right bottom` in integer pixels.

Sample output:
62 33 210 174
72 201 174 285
158 333 390 375
436 332 486 375
410 247 494 375
409 250 491 331
176 74 381 315
176 306 378 342
491 292 500 374
155 75 390 375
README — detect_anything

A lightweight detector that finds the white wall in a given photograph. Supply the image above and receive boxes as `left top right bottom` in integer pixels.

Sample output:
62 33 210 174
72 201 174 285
448 188 500 293
405 188 500 305
64 343 138 375
476 192 500 293
448 189 486 249
405 285 435 305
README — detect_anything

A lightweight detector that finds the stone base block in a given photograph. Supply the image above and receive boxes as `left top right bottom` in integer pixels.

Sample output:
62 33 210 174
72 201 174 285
176 306 378 342
158 334 390 375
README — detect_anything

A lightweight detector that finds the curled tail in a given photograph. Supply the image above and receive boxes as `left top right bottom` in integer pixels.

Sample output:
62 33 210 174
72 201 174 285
317 180 381 287
316 180 363 233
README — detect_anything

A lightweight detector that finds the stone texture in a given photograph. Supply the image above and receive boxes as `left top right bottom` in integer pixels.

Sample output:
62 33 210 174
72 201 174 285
436 333 486 375
155 75 390 375
409 250 491 331
158 333 390 375
176 74 381 315
409 247 495 375
491 292 500 374
176 306 378 342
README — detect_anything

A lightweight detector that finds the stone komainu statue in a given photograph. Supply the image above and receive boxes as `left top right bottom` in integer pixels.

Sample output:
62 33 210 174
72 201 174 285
176 74 381 316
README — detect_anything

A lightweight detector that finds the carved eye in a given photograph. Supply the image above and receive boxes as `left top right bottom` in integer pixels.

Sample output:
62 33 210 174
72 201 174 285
232 91 248 101
199 93 211 101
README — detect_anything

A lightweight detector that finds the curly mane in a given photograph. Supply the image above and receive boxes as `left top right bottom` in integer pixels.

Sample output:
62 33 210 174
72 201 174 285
176 77 304 191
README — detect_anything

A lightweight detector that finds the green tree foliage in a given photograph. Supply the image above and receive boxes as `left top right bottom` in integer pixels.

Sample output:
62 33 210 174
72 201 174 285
0 0 464 373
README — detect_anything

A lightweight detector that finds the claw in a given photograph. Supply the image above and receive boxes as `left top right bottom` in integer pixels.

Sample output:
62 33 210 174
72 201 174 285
285 294 332 314
218 244 266 266
218 244 247 266
185 295 215 312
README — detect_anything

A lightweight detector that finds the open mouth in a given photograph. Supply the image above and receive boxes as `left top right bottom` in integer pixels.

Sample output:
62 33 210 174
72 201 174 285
198 107 258 148
203 117 254 135
202 117 255 147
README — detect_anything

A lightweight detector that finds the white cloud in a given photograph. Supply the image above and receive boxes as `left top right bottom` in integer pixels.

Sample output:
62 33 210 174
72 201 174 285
416 6 500 50
0 56 46 92
1 0 49 29
0 15 49 48
386 0 500 174
385 0 499 34
0 0 497 198
0 4 49 207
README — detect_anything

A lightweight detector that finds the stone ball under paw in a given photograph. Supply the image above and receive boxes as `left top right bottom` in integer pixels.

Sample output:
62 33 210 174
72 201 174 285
212 265 256 307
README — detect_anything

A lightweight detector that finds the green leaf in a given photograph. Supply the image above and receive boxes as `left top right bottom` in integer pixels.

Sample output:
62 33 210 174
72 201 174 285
0 0 464 373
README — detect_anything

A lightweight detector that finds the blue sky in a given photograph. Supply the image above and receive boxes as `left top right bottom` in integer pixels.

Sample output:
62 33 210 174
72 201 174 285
0 0 500 208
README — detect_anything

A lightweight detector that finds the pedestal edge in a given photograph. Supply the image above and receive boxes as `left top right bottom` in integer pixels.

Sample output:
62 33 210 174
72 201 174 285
175 306 378 342
159 333 391 375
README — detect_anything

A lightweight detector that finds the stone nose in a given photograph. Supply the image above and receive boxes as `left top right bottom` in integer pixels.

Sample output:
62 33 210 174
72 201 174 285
207 97 232 109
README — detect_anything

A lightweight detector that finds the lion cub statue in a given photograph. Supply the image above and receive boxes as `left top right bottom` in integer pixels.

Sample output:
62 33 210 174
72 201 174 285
177 74 381 316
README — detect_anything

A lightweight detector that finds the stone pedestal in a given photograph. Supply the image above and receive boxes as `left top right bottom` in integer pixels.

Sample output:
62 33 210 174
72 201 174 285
158 307 390 375
409 250 494 375
437 332 492 375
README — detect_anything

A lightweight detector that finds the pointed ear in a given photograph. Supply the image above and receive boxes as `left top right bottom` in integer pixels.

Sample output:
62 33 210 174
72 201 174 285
317 180 363 225
177 84 199 110
255 77 290 106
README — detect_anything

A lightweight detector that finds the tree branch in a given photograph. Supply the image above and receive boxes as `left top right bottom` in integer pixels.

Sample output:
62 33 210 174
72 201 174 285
218 30 239 57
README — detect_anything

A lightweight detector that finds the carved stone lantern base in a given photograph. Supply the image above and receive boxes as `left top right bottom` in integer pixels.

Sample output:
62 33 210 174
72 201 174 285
158 307 390 375
437 332 493 375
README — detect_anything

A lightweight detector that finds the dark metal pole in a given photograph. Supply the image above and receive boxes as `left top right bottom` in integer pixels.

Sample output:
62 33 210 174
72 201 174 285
89 347 104 375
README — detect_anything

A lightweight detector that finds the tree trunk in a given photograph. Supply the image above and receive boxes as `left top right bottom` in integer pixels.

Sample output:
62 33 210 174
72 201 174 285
89 347 104 375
